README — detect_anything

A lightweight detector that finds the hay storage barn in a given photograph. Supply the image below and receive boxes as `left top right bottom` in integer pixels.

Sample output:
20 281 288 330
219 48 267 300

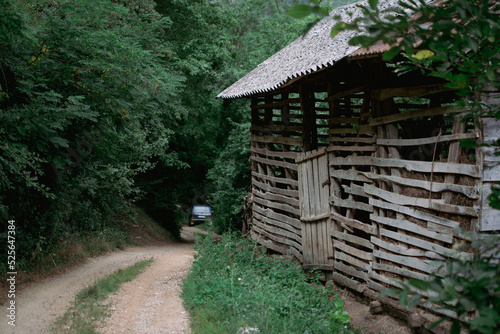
217 0 499 323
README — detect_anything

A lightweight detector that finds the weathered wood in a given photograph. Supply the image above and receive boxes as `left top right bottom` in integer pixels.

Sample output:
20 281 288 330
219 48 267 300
328 117 359 125
250 230 302 262
364 184 479 217
331 272 366 293
253 195 300 216
253 188 300 208
342 183 367 197
326 85 367 102
252 216 301 244
253 205 301 230
330 195 374 212
251 97 300 109
331 212 375 234
335 251 370 270
251 155 298 171
328 145 376 152
380 228 472 259
330 156 373 166
361 172 480 199
480 208 500 232
251 134 302 147
372 262 428 281
334 260 369 281
369 106 465 127
370 83 453 101
250 124 303 133
331 169 372 183
252 178 299 199
334 240 373 261
370 214 452 244
376 132 478 147
370 198 460 229
330 137 376 143
251 223 302 253
372 158 480 178
300 212 330 222
369 271 403 289
331 230 373 249
252 171 298 187
295 147 327 163
373 249 434 274
251 146 299 160
371 236 444 259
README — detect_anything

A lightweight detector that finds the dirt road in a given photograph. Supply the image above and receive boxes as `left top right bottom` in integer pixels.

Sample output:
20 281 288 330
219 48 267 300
1 226 205 334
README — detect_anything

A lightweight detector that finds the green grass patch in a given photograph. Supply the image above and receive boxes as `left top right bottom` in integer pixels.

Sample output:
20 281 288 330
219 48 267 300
51 258 154 334
182 233 357 334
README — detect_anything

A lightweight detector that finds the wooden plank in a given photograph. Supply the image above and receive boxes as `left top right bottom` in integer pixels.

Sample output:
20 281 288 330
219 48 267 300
370 83 453 101
251 97 300 109
252 171 298 187
253 210 301 237
251 146 298 160
372 157 480 178
342 184 367 197
250 230 302 262
364 184 479 217
331 272 366 293
373 249 434 274
369 271 403 289
371 236 444 259
295 147 327 163
480 208 500 232
330 156 373 166
252 178 299 199
251 155 298 171
377 132 478 147
331 212 375 234
331 230 373 249
380 228 472 259
361 172 480 199
334 260 369 281
253 205 301 230
334 240 373 261
251 134 302 147
328 145 376 152
253 188 300 208
331 169 372 183
335 251 370 270
251 223 302 253
330 195 374 212
483 163 500 182
250 124 303 133
301 212 329 222
253 195 300 216
252 216 301 244
373 262 428 281
330 137 376 143
369 198 460 229
328 117 359 125
370 214 452 244
326 85 367 102
369 106 465 127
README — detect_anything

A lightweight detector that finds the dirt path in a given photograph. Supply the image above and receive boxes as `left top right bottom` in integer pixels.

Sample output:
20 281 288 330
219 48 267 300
1 226 205 334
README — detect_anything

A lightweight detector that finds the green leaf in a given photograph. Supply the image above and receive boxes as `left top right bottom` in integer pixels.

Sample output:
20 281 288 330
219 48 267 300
413 49 434 59
369 0 378 10
382 46 401 61
288 5 313 18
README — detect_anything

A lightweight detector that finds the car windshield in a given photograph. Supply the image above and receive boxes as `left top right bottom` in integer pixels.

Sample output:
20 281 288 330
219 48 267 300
193 206 211 215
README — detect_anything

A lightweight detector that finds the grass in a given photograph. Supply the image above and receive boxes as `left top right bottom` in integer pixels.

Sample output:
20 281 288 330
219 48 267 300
182 233 358 334
51 258 154 334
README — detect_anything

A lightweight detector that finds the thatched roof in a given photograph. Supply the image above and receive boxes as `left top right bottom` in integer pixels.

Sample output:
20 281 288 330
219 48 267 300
217 0 401 99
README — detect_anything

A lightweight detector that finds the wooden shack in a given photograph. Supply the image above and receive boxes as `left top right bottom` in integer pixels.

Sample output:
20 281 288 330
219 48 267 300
217 0 499 327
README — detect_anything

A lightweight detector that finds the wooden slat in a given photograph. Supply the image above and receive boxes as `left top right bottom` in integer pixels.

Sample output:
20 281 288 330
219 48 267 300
252 171 298 187
334 240 373 261
331 230 373 249
326 85 367 102
371 236 444 259
300 212 329 222
369 198 460 229
253 210 301 237
380 228 472 260
373 249 434 274
372 157 480 178
252 216 301 245
252 178 299 199
361 172 479 199
251 155 298 171
330 195 373 212
254 188 299 209
251 97 300 109
369 106 464 127
330 169 372 183
250 230 302 262
253 205 301 230
295 147 327 163
251 134 302 147
251 224 302 253
334 261 369 281
330 156 373 166
335 251 370 270
377 132 478 147
253 195 300 216
364 184 479 217
328 117 359 125
370 214 452 244
370 83 454 101
331 212 375 235
250 124 303 133
330 137 376 143
342 184 367 197
251 146 299 160
331 272 366 293
328 145 376 152
372 262 428 281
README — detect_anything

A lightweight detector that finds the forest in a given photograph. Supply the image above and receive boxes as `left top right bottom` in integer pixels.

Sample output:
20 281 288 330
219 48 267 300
0 0 360 271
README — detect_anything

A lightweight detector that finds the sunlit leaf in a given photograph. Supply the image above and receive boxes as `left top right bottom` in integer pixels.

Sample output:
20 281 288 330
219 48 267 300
413 49 434 59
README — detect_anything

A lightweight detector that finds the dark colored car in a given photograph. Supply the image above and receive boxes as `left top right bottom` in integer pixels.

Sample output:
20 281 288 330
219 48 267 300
189 205 212 226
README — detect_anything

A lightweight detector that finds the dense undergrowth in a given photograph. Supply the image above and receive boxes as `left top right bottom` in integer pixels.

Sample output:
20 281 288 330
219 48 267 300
182 233 356 334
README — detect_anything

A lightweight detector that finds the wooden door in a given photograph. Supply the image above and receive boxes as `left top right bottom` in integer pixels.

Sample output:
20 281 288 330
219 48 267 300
296 147 334 270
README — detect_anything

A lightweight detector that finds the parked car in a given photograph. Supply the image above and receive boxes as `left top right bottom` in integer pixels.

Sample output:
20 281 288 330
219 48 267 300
189 205 212 226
